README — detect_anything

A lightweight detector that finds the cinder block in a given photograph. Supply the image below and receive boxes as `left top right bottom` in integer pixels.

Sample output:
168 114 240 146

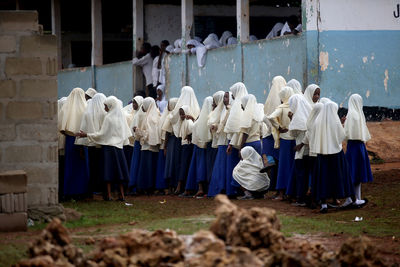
23 165 57 185
14 193 27 212
4 145 42 163
0 35 16 53
20 35 57 57
6 101 42 120
5 57 42 76
0 193 14 213
17 123 57 141
20 79 57 98
45 57 57 76
0 11 39 32
0 124 16 141
45 146 58 162
0 170 27 194
0 80 16 98
0 212 27 232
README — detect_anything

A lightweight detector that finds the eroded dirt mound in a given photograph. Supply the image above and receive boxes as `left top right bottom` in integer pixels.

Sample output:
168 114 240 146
366 121 400 163
17 195 389 267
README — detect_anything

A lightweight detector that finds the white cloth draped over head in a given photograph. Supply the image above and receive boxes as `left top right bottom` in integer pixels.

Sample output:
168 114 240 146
187 39 207 67
224 82 249 134
344 94 371 142
305 103 323 156
141 97 161 146
233 146 270 192
203 33 221 49
130 96 144 128
217 92 233 135
193 96 213 145
160 98 178 141
57 97 67 150
227 37 238 45
208 91 225 127
87 96 131 149
287 79 302 94
280 22 293 36
264 75 286 115
156 84 168 113
170 86 200 126
178 105 193 141
239 94 263 129
173 39 182 53
266 22 284 39
319 97 331 104
311 101 345 155
304 84 319 107
76 93 107 146
166 45 174 53
278 86 294 108
85 88 97 98
194 36 202 42
288 94 312 132
219 31 233 46
249 35 258 41
58 87 87 136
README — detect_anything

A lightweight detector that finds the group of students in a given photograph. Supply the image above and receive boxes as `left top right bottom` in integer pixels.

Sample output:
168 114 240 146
58 76 373 213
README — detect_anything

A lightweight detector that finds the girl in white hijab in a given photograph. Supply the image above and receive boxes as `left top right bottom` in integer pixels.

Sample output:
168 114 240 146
233 146 270 200
57 97 67 154
170 86 200 127
267 86 295 200
77 96 131 201
59 88 90 198
208 91 225 149
183 96 214 197
285 94 312 205
266 22 284 39
203 33 221 49
136 97 161 194
173 39 182 53
227 37 238 45
304 84 320 107
57 97 67 200
219 31 233 46
286 79 302 94
310 101 358 213
85 88 97 100
156 84 168 113
187 39 207 67
344 94 372 204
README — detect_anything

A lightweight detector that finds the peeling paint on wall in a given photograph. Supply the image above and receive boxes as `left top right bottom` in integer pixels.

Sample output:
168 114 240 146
287 65 291 75
366 90 370 98
319 51 329 71
384 69 389 92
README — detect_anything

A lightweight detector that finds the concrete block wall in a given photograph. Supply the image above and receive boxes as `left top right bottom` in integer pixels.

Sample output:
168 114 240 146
0 11 58 208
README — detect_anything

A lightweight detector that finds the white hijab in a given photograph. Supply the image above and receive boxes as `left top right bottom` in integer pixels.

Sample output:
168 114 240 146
193 96 213 145
130 96 144 129
227 37 238 45
208 91 225 127
304 84 319 107
266 22 284 39
187 39 207 67
249 35 258 41
305 103 324 153
59 87 87 136
344 94 371 142
217 92 233 135
178 105 193 140
170 86 200 126
57 97 67 149
156 84 168 113
287 79 302 94
288 94 312 132
203 33 221 49
319 97 331 104
142 97 161 146
239 94 263 129
264 76 286 115
224 82 249 134
173 39 182 53
87 96 131 149
160 98 178 140
233 146 270 192
312 101 345 155
85 88 97 98
76 93 107 146
219 31 233 46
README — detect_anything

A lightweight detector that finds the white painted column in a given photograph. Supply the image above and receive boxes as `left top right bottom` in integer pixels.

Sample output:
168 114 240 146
51 0 62 70
91 0 103 66
181 0 193 49
236 0 249 42
132 0 144 94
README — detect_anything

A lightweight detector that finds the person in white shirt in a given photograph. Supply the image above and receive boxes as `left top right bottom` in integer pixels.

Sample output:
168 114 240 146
133 43 155 98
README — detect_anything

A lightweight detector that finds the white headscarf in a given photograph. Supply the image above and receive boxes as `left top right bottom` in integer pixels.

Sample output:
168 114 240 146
304 84 320 107
227 37 238 45
166 45 174 53
266 22 284 39
187 39 207 67
170 86 200 126
233 146 270 192
312 101 345 155
217 92 233 135
288 94 312 132
344 94 371 142
57 97 67 150
58 87 87 136
278 86 294 108
194 36 202 42
208 91 225 127
305 103 324 154
178 105 193 141
219 31 233 46
264 76 286 115
173 39 182 53
130 96 144 128
224 82 249 134
287 79 302 94
76 93 107 146
193 96 213 145
85 88 97 98
239 94 263 129
160 98 178 141
249 35 258 41
141 97 161 146
156 84 168 113
86 96 131 149
319 97 331 104
203 33 221 49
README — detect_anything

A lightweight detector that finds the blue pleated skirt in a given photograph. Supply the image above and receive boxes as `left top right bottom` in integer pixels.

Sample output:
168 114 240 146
312 150 355 202
155 149 167 190
88 146 104 193
262 135 280 160
128 141 142 188
276 139 296 190
226 146 240 196
137 150 158 190
178 144 194 184
164 135 181 188
185 145 207 191
286 157 310 200
123 145 133 171
206 143 218 184
208 145 228 197
345 140 373 184
64 135 90 196
102 145 130 183
244 140 262 156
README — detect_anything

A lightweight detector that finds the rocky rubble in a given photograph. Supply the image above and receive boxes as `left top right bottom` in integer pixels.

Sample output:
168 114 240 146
17 195 388 267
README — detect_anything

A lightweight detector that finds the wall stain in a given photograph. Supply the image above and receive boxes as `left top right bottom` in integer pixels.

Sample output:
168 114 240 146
319 51 329 71
384 69 389 92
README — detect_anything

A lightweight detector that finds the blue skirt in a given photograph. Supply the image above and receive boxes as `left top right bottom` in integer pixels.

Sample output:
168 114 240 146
346 140 373 184
286 157 310 200
88 146 104 193
128 141 141 188
185 145 207 191
262 135 280 160
102 145 130 183
155 149 167 190
226 146 240 196
206 143 218 184
123 145 133 171
276 139 296 190
208 145 228 197
137 150 158 190
64 135 90 196
164 135 181 187
312 150 355 201
178 144 194 183
244 140 262 156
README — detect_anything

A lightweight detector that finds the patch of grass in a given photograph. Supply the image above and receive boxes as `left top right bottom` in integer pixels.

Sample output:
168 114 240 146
0 243 28 267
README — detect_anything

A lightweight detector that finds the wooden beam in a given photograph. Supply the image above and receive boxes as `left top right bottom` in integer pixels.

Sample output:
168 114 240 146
237 0 249 42
91 0 103 66
181 0 193 49
132 0 144 94
51 0 62 70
